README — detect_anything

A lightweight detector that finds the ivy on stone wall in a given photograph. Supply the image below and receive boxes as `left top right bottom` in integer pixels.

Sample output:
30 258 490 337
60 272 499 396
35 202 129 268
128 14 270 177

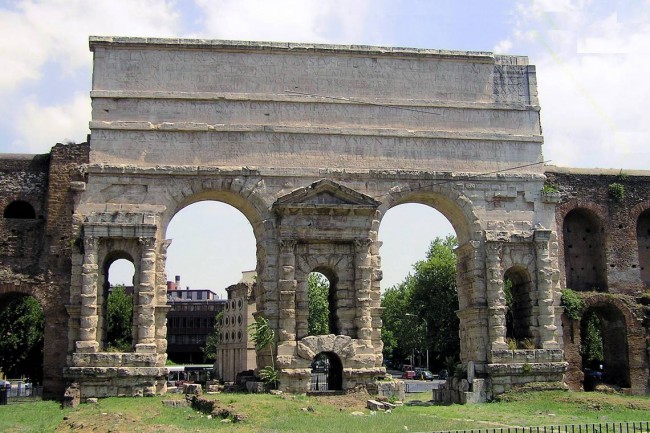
561 288 586 320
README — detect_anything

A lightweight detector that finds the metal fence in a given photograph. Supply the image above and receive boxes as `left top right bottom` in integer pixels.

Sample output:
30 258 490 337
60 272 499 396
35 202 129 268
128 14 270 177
310 373 328 391
433 422 650 433
6 385 42 403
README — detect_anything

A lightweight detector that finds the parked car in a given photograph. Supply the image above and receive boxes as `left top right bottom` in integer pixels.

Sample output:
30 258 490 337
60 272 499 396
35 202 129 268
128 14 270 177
414 369 434 381
401 364 413 372
401 370 416 380
438 369 449 380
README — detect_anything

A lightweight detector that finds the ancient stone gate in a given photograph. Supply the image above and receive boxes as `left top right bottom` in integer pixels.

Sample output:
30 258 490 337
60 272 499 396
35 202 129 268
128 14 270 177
55 36 566 398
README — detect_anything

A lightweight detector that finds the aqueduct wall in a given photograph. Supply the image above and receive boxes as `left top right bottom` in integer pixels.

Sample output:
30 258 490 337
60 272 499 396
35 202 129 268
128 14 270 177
0 37 647 399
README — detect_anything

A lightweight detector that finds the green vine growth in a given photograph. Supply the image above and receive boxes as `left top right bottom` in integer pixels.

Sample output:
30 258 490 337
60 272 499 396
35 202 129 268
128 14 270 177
608 182 625 202
541 183 559 194
560 288 586 320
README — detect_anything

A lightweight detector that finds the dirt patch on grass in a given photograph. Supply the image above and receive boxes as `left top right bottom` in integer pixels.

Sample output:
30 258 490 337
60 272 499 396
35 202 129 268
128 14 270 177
309 392 370 412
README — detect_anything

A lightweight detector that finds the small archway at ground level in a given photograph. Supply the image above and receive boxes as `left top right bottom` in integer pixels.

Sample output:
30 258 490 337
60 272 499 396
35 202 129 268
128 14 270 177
562 293 648 394
310 352 343 391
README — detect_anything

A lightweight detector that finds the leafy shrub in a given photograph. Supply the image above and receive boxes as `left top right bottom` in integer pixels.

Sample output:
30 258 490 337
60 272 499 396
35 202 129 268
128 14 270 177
608 182 625 202
561 288 586 320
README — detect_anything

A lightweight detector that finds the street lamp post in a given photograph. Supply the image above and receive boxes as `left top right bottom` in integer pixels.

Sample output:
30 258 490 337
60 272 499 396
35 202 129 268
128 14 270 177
406 313 429 370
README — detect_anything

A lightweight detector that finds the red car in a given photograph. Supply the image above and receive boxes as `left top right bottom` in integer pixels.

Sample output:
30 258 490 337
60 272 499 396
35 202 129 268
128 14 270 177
401 370 416 379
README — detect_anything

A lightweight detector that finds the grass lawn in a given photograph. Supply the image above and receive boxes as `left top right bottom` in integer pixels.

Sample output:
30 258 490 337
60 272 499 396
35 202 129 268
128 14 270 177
1 390 650 433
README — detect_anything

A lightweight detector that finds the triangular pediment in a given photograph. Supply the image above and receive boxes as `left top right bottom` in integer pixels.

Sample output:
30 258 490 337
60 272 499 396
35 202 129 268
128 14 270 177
273 179 380 208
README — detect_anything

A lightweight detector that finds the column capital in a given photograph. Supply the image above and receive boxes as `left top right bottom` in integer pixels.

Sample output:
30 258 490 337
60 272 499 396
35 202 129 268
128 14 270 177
354 238 372 250
139 236 156 250
279 239 297 252
83 236 98 251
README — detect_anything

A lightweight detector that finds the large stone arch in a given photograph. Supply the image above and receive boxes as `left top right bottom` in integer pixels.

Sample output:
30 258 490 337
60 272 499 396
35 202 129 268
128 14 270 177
157 175 278 323
378 186 491 372
378 184 480 246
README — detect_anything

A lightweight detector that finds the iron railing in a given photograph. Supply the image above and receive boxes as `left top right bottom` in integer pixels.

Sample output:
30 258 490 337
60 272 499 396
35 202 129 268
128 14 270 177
433 422 650 433
6 385 42 403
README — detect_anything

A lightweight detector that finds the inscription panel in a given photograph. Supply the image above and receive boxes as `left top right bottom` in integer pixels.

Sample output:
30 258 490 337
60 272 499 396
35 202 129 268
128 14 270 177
90 129 543 173
93 48 500 103
92 98 540 135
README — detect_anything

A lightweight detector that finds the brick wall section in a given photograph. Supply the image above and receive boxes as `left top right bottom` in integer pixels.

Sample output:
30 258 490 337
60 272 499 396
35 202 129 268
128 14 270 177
546 167 650 295
548 167 650 393
0 143 89 399
0 154 48 273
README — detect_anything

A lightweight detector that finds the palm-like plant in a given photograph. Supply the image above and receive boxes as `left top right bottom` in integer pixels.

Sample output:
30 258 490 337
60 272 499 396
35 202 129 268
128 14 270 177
248 316 279 388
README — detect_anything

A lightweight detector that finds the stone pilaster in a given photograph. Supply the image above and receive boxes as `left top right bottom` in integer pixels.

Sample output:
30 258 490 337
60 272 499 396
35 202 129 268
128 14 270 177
486 241 507 350
278 239 297 341
354 238 373 343
76 236 99 353
154 239 172 357
534 229 559 349
136 236 157 352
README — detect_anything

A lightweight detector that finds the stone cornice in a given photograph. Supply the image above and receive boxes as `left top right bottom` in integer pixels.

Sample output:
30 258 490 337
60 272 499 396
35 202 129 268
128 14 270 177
89 36 503 64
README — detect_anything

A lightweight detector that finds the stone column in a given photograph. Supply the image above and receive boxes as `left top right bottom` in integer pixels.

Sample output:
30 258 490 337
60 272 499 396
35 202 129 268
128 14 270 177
534 229 559 349
76 236 99 353
155 240 172 357
136 236 157 352
486 241 507 350
354 238 373 343
278 239 297 342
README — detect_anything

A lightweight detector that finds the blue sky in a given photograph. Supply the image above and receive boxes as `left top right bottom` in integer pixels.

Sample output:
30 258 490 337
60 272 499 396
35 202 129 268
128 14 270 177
1 1 648 294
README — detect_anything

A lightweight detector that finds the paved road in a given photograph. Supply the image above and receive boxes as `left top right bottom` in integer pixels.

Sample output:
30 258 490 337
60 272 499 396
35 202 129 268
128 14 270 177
386 369 445 393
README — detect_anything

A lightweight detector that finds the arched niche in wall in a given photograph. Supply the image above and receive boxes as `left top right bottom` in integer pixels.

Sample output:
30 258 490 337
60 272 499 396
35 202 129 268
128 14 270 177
563 208 607 292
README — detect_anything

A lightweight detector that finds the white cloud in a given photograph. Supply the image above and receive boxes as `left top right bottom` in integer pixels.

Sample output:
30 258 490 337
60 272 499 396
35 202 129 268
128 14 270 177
0 0 183 153
494 39 513 54
193 0 373 43
505 1 650 169
11 92 90 153
0 0 181 94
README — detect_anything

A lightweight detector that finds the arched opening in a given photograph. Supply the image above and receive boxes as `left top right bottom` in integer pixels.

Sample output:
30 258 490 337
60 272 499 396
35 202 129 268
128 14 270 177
307 271 331 336
563 208 607 291
310 351 343 391
165 200 256 365
504 266 536 348
637 209 650 287
102 256 135 351
3 200 36 219
0 293 44 385
379 202 458 372
580 304 629 390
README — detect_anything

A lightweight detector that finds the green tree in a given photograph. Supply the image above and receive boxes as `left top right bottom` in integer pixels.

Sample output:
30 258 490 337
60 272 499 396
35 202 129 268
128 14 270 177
201 311 224 362
106 285 133 351
308 272 330 335
581 311 604 365
410 236 459 361
0 296 44 383
381 236 459 368
380 276 419 362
